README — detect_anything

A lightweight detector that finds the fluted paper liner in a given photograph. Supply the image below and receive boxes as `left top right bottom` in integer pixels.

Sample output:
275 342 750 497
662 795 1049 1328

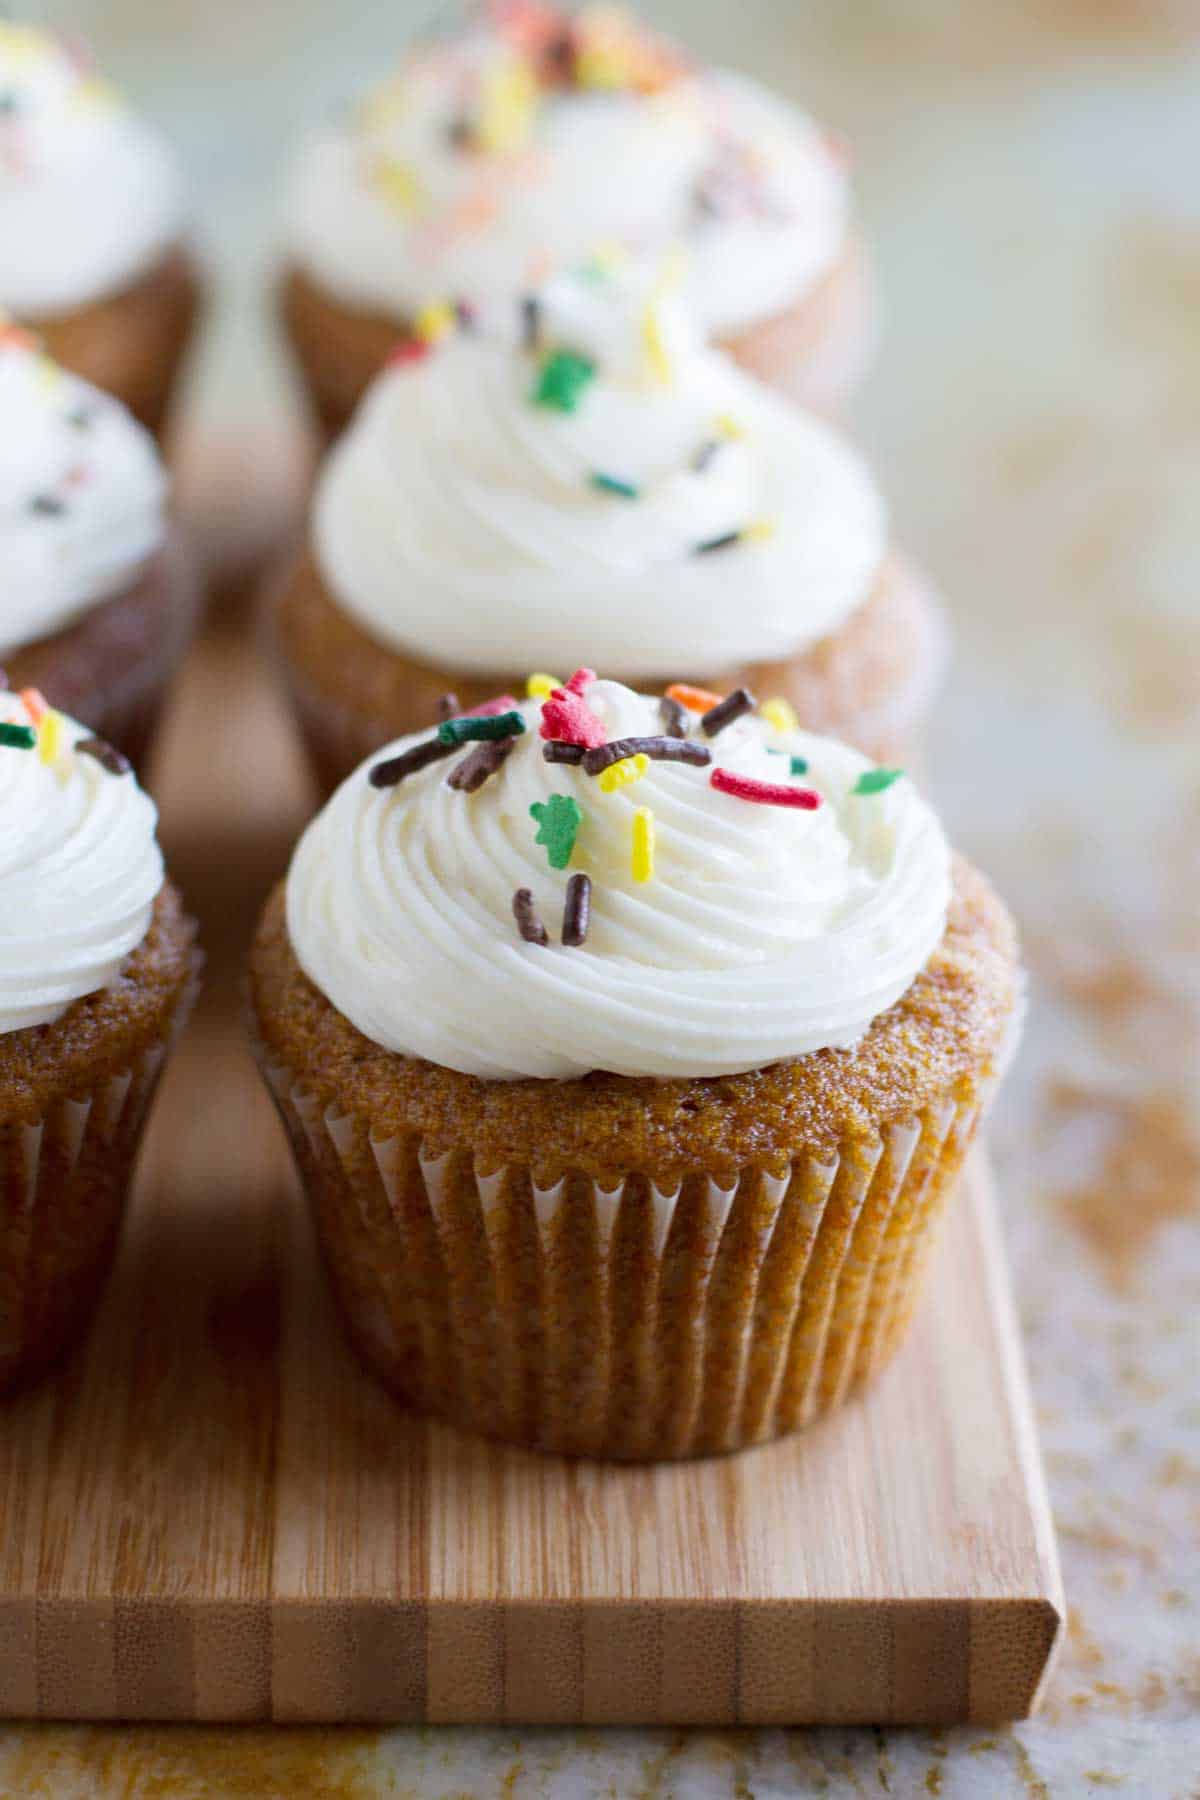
0 973 197 1393
256 1026 994 1460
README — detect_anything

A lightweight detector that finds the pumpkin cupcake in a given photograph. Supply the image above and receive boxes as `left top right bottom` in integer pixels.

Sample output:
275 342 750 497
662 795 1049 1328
248 673 1020 1461
0 22 200 438
0 322 198 771
0 693 197 1390
269 268 943 794
281 1 873 435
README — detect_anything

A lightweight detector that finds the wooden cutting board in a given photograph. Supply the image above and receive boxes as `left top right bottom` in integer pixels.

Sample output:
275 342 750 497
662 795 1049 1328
0 630 1064 1726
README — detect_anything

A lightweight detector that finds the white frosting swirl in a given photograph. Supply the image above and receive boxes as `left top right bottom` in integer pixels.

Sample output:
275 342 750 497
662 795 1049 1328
0 693 163 1035
287 679 950 1080
0 24 184 317
0 334 168 655
284 16 848 338
314 271 885 676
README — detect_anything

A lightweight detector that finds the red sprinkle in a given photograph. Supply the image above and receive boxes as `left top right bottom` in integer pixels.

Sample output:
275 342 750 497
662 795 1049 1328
467 693 519 717
710 768 822 810
387 339 430 368
539 681 606 748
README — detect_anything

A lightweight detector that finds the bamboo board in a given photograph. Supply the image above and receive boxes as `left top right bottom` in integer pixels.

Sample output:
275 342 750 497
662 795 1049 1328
0 632 1063 1725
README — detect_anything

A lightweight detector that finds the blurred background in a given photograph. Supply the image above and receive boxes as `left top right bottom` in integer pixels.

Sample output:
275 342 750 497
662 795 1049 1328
7 2 1199 1793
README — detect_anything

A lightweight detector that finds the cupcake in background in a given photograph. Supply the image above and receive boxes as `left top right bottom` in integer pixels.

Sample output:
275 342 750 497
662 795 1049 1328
269 267 942 793
248 673 1020 1461
0 696 197 1391
0 322 199 772
0 21 200 438
281 1 873 435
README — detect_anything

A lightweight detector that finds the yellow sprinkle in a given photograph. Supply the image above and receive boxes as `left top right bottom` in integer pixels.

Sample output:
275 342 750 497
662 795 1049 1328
526 671 561 700
474 56 538 154
631 806 655 882
641 301 672 387
373 155 423 215
742 518 777 544
761 697 798 735
38 709 64 766
35 354 63 394
599 752 649 794
413 300 456 344
714 412 745 441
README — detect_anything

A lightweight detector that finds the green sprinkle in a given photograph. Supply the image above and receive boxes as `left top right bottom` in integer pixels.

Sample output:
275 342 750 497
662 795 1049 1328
437 710 526 746
853 767 904 796
0 723 36 751
590 471 640 500
532 350 596 413
530 794 583 870
790 756 809 777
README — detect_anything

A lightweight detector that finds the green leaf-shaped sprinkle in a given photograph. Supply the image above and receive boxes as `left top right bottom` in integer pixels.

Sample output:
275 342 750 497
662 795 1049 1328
853 767 904 796
530 794 583 869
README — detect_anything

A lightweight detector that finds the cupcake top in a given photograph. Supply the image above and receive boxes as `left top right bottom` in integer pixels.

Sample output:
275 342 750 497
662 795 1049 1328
0 324 168 656
287 673 950 1081
0 23 185 317
285 2 849 340
313 269 885 677
0 689 163 1034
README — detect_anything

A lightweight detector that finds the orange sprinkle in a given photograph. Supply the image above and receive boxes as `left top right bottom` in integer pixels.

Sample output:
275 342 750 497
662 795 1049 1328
19 687 47 725
665 682 723 714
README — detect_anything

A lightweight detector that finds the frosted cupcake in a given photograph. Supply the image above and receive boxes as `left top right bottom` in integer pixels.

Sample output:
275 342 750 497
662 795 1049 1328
281 2 872 434
271 270 942 793
0 23 199 437
0 695 197 1389
248 673 1020 1461
0 323 198 770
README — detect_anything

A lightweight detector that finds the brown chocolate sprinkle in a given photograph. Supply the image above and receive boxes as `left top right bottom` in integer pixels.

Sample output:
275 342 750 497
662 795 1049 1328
436 691 461 721
582 735 711 775
701 687 756 737
543 741 586 764
30 494 65 516
77 735 131 776
561 872 591 947
369 735 456 788
659 695 687 738
693 529 741 555
522 294 542 352
447 737 515 793
691 439 721 474
512 887 548 946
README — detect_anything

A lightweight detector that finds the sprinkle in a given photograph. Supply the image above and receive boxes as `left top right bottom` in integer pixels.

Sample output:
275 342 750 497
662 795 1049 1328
543 741 585 765
37 708 64 765
598 751 649 794
665 682 723 714
373 155 423 214
67 405 94 430
526 671 560 699
693 530 741 556
760 697 798 735
413 299 456 344
0 723 36 750
18 686 46 725
474 55 538 154
631 807 655 882
561 872 592 946
659 695 687 738
447 737 515 792
853 767 905 796
76 735 130 775
521 293 542 351
583 735 711 775
710 768 822 810
715 413 745 440
512 887 549 946
742 518 776 543
438 709 526 745
539 683 605 749
701 688 756 737
30 494 65 516
532 349 596 412
790 756 809 777
641 300 672 386
436 691 461 722
455 299 478 331
691 439 721 473
387 339 430 369
369 735 457 788
564 667 595 695
590 471 640 500
530 794 583 869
